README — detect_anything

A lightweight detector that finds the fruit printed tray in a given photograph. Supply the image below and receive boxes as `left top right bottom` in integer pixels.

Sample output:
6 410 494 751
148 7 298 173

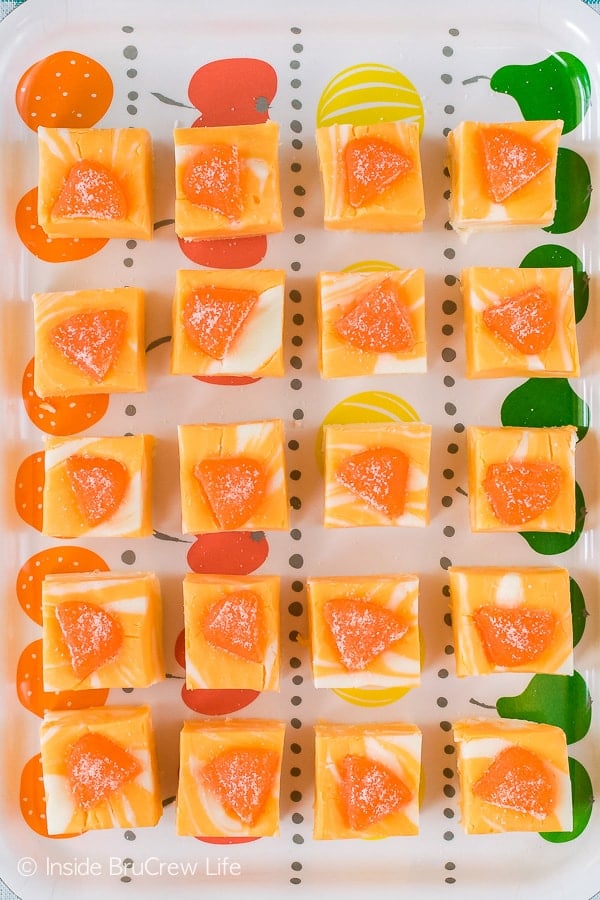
1 0 599 897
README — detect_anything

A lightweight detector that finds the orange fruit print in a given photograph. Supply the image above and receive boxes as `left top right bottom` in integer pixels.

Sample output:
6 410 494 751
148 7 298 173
15 451 45 531
16 187 108 263
20 753 73 838
200 748 279 825
22 358 109 435
339 754 412 830
17 639 109 719
473 745 556 819
344 136 412 207
17 546 109 625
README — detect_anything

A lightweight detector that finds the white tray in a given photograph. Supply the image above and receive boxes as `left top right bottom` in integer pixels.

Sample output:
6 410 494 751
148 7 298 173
0 0 599 897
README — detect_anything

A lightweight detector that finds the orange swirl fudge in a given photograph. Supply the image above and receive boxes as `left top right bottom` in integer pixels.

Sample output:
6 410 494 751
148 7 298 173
449 566 573 677
42 434 154 538
314 722 422 839
324 422 432 527
42 571 164 690
174 122 283 239
40 705 162 835
183 573 280 691
178 420 288 533
317 269 426 377
38 126 153 240
448 120 562 236
176 718 286 838
453 718 572 834
33 287 146 397
307 575 420 689
462 266 579 379
316 121 425 231
467 425 577 533
171 268 285 378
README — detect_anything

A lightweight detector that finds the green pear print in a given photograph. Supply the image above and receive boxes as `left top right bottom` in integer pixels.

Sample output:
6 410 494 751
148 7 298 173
496 671 591 744
501 378 589 439
520 245 589 322
540 757 593 843
545 148 591 234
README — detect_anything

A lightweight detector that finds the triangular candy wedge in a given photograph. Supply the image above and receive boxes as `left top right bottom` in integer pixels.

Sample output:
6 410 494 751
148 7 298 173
335 446 410 518
183 287 258 359
324 597 409 670
202 590 265 662
473 745 556 819
473 605 557 667
65 455 129 525
483 460 563 526
67 732 142 810
183 144 243 219
50 309 128 381
334 279 415 353
480 127 551 203
194 456 267 530
56 600 124 679
344 136 413 207
482 288 555 356
339 754 412 830
53 160 128 220
200 748 279 825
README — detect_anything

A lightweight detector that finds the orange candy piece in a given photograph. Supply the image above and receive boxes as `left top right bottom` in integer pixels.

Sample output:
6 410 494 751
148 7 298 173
200 748 279 825
324 598 408 671
336 446 410 518
50 309 128 382
183 287 258 360
55 600 124 679
182 144 243 219
480 127 551 203
483 460 563 526
194 457 267 530
344 136 412 208
202 590 265 663
473 606 557 667
65 455 129 526
334 279 415 353
473 745 556 819
67 732 142 811
482 288 556 355
53 160 127 221
339 754 412 830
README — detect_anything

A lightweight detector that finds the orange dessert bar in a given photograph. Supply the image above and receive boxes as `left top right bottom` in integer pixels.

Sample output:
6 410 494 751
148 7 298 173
316 120 425 231
449 566 573 676
314 722 422 839
453 718 572 834
307 575 420 689
467 425 577 533
33 287 146 397
317 269 427 378
38 126 153 240
174 122 283 239
176 718 285 838
40 705 162 834
42 434 154 538
171 268 285 378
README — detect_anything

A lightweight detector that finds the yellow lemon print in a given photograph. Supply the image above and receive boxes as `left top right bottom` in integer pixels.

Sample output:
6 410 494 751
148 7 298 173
343 259 400 274
332 628 425 708
316 62 425 135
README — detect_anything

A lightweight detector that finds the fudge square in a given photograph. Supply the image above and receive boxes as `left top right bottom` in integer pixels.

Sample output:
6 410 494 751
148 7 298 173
183 573 280 691
317 269 427 378
38 126 153 240
40 705 162 834
448 119 563 236
171 268 285 378
174 122 283 239
324 421 432 527
461 266 579 379
449 566 573 677
314 722 422 839
307 574 420 689
453 717 572 834
316 120 425 231
33 286 146 397
178 420 288 533
176 718 286 838
467 425 577 533
42 571 165 690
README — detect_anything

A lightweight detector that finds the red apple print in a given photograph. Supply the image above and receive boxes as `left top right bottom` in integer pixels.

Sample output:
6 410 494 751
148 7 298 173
175 629 259 716
177 234 267 269
187 531 269 575
196 836 260 845
194 376 261 386
188 58 277 126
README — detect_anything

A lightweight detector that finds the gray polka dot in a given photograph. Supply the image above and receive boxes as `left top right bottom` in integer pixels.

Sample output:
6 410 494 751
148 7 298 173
443 586 451 599
293 313 304 325
290 528 302 540
291 718 302 729
121 550 136 565
454 422 465 433
126 68 137 78
441 73 452 84
442 496 453 508
123 257 134 267
444 375 455 387
443 525 455 537
120 877 132 884
128 91 138 101
291 259 301 269
445 275 457 285
288 601 303 616
122 25 134 33
442 127 451 137
442 348 456 362
290 60 300 70
290 790 302 801
291 878 302 886
437 696 448 708
445 645 454 655
445 402 457 415
127 104 138 115
291 25 302 33
290 766 301 776
291 696 302 706
444 247 456 259
294 185 306 196
125 404 136 416
292 581 303 592
444 744 455 754
443 469 454 479
291 744 302 755
124 830 136 841
444 786 456 798
443 300 457 314
291 162 302 172
291 861 302 871
291 79 301 89
294 234 306 244
449 27 459 35
290 356 302 369
291 120 302 133
444 831 455 841
291 379 302 390
292 833 304 843
439 670 449 679
291 336 303 347
293 408 304 420
445 104 455 114
289 553 304 569
290 657 301 668
126 239 137 249
445 877 457 885
290 289 302 302
443 46 454 57
288 439 300 451
290 470 301 481
443 768 454 779
447 442 459 453
440 556 452 570
123 45 138 60
292 674 303 685
442 324 454 336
